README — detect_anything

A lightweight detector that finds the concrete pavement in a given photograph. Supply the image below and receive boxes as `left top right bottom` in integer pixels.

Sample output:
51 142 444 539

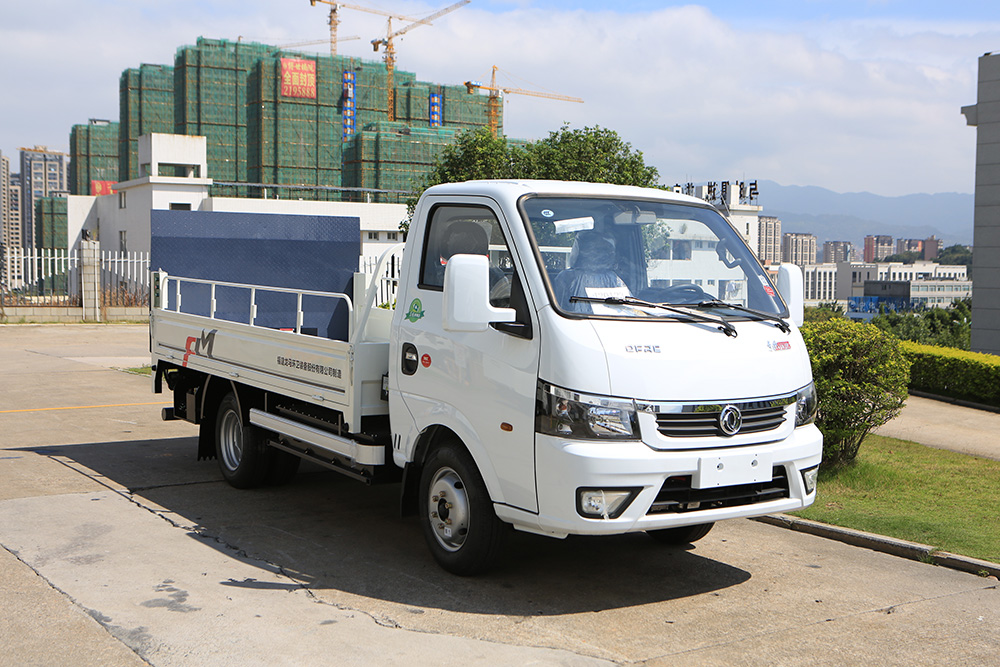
875 394 1000 461
1 324 998 666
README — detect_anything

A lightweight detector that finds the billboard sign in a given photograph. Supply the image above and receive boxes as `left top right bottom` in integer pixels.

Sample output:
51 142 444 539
281 58 317 99
90 180 116 196
342 70 356 138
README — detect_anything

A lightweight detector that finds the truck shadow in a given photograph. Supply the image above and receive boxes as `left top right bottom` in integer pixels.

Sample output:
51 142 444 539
24 437 752 616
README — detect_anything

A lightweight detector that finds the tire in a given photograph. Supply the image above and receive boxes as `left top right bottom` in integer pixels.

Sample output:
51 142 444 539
418 440 507 576
215 393 269 489
647 522 714 545
266 448 301 486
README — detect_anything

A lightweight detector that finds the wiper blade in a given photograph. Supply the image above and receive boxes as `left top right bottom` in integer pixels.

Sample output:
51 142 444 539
695 299 791 334
569 295 738 337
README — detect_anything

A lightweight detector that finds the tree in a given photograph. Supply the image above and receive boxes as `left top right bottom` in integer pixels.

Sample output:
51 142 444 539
518 124 660 187
871 298 971 350
404 124 661 228
882 251 921 264
937 244 972 266
804 302 844 322
800 318 910 466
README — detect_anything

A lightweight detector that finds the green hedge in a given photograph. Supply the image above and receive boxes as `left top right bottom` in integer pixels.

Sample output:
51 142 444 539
902 341 1000 408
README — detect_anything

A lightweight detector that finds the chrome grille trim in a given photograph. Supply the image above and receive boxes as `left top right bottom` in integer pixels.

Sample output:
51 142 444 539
641 393 795 439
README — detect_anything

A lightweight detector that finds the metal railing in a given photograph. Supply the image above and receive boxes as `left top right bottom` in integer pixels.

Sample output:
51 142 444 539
1 247 150 308
157 273 354 338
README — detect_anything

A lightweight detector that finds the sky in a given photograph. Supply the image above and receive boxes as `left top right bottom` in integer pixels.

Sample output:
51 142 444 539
2 1 999 198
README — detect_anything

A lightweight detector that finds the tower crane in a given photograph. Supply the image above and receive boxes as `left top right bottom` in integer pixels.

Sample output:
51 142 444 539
307 0 424 57
464 65 583 136
371 0 470 121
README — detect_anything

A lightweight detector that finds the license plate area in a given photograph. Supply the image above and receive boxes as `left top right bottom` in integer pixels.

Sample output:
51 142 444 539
694 451 773 489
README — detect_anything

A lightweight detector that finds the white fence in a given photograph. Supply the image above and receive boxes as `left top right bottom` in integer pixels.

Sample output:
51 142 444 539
1 246 150 307
361 249 403 309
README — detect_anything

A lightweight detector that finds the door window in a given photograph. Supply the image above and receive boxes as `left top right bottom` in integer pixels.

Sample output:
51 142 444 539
419 205 514 308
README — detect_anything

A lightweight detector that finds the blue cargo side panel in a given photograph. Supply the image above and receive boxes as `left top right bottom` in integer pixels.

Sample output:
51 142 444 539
151 210 360 341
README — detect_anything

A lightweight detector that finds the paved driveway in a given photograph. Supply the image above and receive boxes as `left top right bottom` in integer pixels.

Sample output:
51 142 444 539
1 324 997 666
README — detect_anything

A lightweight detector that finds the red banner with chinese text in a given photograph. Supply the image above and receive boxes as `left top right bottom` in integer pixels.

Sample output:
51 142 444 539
90 180 116 196
281 58 317 99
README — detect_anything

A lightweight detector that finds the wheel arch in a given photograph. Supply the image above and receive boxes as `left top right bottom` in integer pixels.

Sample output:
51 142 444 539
399 423 503 517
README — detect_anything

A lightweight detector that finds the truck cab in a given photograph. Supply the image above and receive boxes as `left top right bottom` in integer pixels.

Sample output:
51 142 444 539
390 180 821 573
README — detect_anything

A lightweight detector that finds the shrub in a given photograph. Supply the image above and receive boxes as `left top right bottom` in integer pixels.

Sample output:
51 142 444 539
902 341 1000 408
801 319 911 465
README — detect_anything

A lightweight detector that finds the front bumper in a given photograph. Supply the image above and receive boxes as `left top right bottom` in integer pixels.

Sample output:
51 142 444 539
496 424 822 538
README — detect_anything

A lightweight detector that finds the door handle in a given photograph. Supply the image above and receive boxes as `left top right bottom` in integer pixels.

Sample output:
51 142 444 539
401 342 419 376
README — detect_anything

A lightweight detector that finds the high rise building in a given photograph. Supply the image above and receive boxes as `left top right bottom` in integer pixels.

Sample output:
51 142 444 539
18 146 69 249
823 240 853 263
896 238 923 255
863 234 893 263
782 232 817 268
69 119 119 195
3 167 24 289
757 215 781 264
923 235 942 260
0 150 9 247
963 52 1000 354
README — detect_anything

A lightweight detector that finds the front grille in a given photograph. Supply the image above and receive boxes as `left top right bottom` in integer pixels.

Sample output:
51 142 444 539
655 402 787 438
646 465 790 514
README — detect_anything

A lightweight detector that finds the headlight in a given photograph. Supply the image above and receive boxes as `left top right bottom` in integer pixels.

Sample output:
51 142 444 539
536 381 640 440
795 382 818 426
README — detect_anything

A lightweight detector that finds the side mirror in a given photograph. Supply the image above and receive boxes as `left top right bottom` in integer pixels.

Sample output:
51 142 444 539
442 254 516 332
777 263 804 328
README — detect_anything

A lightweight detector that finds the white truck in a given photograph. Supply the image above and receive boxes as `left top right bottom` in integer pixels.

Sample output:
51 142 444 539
150 179 822 575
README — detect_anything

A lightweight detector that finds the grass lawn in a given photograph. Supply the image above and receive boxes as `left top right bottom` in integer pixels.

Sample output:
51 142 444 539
791 434 1000 564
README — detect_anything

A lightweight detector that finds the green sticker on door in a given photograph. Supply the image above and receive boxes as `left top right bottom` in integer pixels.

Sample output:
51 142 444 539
405 298 425 323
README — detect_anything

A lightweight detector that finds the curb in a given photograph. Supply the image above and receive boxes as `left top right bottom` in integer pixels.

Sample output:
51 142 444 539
753 514 1000 579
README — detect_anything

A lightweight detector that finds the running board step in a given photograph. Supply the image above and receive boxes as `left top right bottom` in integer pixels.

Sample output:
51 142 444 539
249 408 385 466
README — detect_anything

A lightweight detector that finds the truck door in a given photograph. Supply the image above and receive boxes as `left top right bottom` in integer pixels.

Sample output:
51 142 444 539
395 198 540 513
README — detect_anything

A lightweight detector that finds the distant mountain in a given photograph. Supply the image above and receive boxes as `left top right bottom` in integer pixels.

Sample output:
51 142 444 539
757 181 974 253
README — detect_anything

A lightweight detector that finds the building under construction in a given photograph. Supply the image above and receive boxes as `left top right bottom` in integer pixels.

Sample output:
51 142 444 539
70 37 498 202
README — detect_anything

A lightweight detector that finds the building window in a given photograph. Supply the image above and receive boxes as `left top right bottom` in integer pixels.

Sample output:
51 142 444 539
118 191 126 209
169 202 192 211
119 231 127 252
367 231 379 240
386 231 398 241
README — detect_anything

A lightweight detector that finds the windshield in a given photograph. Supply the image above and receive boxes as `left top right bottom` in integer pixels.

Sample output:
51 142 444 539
521 196 786 319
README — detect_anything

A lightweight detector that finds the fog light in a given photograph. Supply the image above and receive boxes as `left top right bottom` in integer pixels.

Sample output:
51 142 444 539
802 466 819 495
577 488 639 519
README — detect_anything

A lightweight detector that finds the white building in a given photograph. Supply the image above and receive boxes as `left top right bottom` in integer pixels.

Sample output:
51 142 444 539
802 263 838 303
697 183 763 255
59 134 408 262
876 261 967 282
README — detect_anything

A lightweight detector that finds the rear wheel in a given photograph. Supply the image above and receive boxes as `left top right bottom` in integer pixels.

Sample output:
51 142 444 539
418 440 507 576
215 393 269 489
647 522 714 545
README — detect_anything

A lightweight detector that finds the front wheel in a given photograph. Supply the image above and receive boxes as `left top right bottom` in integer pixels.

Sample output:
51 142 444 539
215 393 269 489
418 441 507 576
647 522 714 545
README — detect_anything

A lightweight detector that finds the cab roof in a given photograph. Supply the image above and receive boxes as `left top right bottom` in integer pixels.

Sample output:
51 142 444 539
421 179 712 208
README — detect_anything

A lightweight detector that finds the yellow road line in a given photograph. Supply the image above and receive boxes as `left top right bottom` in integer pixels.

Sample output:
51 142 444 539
0 401 171 414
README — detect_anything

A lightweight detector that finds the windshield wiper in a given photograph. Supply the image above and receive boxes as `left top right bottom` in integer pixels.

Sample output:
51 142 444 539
569 295 738 337
694 299 791 334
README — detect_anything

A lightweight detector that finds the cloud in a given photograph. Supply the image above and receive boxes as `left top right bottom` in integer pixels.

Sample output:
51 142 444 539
1 1 994 196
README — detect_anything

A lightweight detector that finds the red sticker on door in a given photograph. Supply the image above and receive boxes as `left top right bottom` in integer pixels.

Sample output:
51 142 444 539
421 354 432 368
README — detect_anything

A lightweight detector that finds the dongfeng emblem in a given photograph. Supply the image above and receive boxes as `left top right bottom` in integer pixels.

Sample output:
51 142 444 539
405 298 425 323
718 404 742 436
